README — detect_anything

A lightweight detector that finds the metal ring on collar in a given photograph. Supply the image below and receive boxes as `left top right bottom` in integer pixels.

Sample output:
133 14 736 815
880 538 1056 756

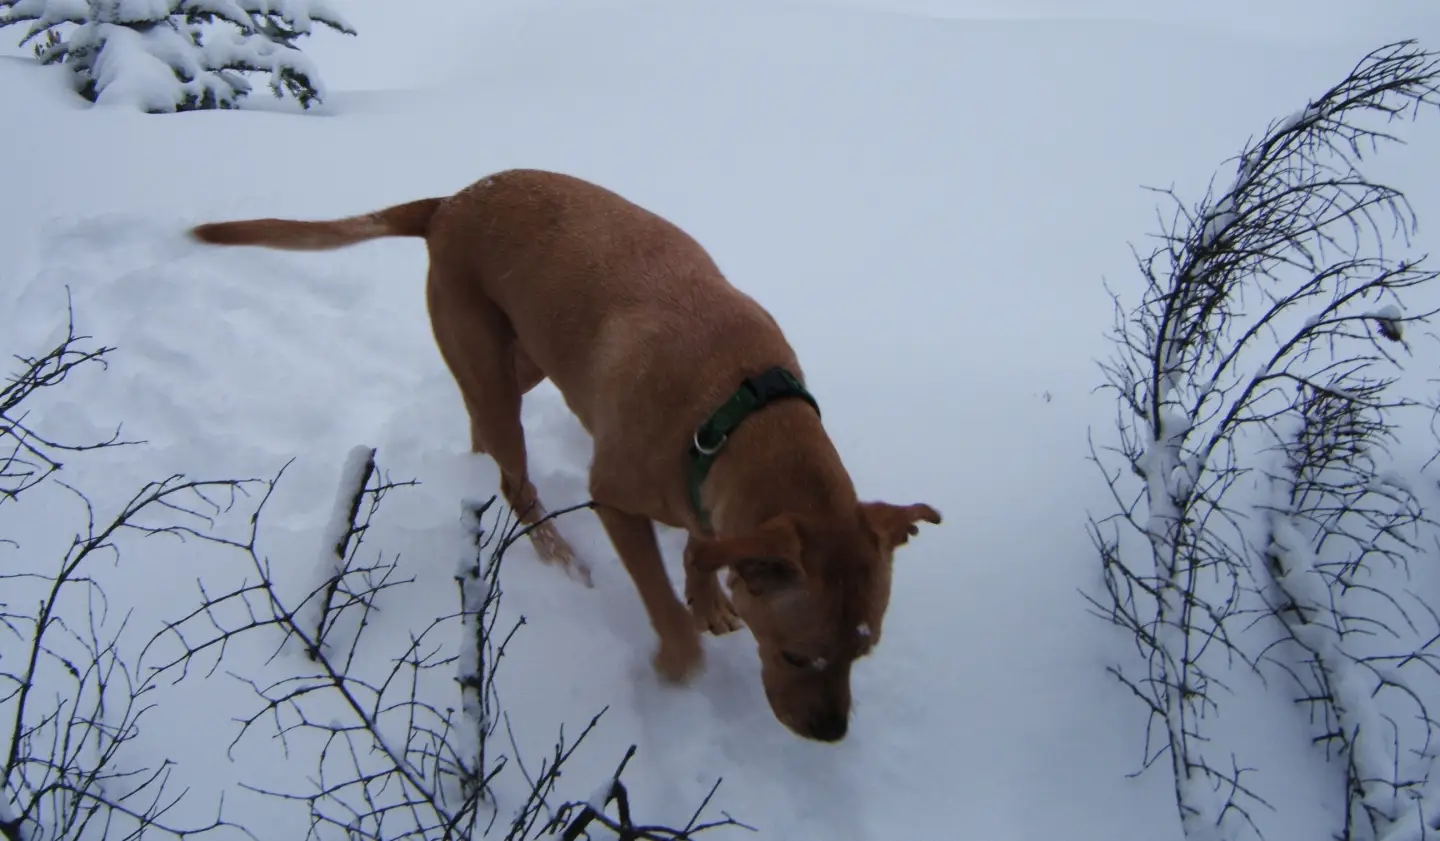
693 428 727 456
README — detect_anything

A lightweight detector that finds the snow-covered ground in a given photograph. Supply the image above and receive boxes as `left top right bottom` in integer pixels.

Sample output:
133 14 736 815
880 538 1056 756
5 1 1440 839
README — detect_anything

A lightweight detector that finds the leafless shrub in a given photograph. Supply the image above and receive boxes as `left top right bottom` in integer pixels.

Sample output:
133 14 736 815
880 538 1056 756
2 303 749 841
2 303 263 841
0 291 130 505
540 745 752 841
1259 377 1438 841
1086 39 1440 841
140 453 746 841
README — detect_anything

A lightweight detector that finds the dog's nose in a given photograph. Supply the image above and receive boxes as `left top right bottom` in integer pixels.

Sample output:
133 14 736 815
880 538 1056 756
807 711 848 742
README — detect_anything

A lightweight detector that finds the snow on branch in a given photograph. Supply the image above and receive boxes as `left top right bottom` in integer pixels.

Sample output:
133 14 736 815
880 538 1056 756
0 0 356 112
1259 381 1437 841
139 453 495 841
295 444 418 664
1086 39 1440 841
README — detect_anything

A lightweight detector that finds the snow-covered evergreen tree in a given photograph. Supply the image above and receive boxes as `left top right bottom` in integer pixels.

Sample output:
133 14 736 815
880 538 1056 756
0 0 355 113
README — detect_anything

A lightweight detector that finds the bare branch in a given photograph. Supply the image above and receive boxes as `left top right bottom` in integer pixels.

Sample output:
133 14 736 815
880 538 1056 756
3 299 746 841
1259 378 1438 841
0 289 137 506
2 304 270 841
1087 39 1440 841
148 451 741 841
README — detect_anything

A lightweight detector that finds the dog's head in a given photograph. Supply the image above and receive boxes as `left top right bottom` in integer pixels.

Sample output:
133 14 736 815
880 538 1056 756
689 500 941 742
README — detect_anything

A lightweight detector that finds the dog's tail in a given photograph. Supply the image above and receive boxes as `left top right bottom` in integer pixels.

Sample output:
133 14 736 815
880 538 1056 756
188 197 443 252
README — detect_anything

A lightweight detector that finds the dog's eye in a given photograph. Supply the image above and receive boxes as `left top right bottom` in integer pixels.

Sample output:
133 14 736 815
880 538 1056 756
781 651 827 671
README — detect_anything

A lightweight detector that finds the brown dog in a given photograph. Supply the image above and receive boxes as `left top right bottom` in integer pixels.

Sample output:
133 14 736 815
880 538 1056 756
188 169 940 742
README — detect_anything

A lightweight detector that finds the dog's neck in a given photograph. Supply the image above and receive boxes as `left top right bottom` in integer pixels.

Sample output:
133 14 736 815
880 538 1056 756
700 400 858 536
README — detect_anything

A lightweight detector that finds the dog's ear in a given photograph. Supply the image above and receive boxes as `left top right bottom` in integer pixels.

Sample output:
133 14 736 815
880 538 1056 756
689 515 804 596
860 501 942 552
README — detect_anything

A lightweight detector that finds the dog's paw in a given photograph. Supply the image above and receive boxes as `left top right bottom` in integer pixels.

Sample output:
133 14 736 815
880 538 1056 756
691 590 745 636
566 559 595 588
528 522 594 588
653 627 704 684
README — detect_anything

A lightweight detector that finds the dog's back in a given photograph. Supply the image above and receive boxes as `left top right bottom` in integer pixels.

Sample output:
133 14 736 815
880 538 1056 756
429 170 799 440
187 169 799 517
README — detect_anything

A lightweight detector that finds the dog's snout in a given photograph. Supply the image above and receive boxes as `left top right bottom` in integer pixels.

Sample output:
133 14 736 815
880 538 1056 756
807 710 848 742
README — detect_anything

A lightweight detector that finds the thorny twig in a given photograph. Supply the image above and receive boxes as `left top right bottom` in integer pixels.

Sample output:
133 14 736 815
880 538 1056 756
3 301 264 841
1085 39 1440 841
1259 379 1439 841
148 455 742 841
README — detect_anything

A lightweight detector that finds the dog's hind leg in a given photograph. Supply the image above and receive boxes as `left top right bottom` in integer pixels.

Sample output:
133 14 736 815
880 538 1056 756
428 272 590 586
512 343 546 395
462 347 546 455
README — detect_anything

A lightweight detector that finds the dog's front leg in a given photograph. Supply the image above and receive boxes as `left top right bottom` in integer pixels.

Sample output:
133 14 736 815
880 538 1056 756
682 535 745 636
593 505 704 683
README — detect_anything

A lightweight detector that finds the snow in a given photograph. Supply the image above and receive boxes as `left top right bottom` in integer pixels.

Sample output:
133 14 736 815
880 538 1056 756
293 443 375 655
0 0 88 42
586 778 615 814
1200 208 1238 247
80 21 240 112
4 0 1440 839
106 0 172 22
2 0 347 112
1367 304 1407 342
318 445 377 569
233 0 356 36
1200 194 1238 248
1261 418 1439 841
456 496 493 774
196 27 325 101
0 796 22 841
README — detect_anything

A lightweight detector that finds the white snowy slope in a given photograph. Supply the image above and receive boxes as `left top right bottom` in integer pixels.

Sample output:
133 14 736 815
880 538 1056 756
3 1 1440 840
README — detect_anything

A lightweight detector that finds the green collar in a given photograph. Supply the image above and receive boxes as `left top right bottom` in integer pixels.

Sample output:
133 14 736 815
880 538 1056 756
688 366 820 532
